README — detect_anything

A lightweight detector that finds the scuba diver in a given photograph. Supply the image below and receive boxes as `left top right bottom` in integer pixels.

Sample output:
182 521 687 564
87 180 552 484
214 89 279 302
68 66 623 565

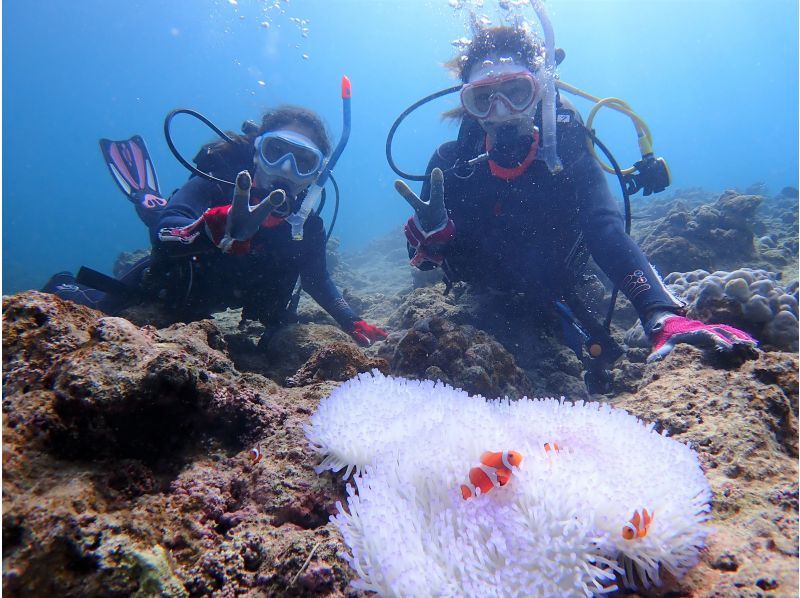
43 98 388 348
388 21 757 393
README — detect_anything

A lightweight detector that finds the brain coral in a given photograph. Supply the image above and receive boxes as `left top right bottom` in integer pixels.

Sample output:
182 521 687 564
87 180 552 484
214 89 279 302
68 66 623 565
306 371 712 597
662 268 799 352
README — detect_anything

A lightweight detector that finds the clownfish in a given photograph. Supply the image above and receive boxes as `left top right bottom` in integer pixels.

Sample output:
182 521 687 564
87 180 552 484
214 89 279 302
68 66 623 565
622 508 654 540
249 445 263 464
543 442 561 454
460 450 523 500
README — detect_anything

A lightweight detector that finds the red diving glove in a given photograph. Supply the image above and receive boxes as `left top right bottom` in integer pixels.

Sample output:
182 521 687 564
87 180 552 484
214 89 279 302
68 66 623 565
158 171 285 256
403 215 456 267
200 204 249 255
157 205 251 255
349 320 388 347
648 315 758 363
395 168 454 268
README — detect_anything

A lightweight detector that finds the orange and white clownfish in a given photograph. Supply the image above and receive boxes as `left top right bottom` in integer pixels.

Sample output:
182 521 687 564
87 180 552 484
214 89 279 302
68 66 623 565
249 445 263 464
460 450 524 500
622 508 654 540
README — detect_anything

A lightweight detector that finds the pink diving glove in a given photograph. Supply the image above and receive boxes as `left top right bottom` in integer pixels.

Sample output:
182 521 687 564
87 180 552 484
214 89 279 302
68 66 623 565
648 315 758 362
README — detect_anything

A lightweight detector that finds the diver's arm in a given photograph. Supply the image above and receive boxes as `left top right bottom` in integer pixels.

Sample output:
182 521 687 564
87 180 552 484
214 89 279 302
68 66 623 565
575 151 761 363
153 174 276 257
153 177 219 232
298 215 359 330
575 154 683 318
150 177 221 255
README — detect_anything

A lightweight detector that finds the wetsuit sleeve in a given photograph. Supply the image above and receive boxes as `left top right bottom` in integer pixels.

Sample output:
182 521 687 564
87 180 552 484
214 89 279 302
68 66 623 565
150 177 223 255
573 153 682 318
299 215 359 329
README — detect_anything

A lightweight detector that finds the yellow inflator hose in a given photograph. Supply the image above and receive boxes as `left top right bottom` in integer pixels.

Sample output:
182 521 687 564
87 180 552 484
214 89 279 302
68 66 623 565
555 80 656 175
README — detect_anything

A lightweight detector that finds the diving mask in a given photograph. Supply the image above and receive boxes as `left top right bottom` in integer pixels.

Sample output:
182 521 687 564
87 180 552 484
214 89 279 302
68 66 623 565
461 64 539 120
254 130 324 186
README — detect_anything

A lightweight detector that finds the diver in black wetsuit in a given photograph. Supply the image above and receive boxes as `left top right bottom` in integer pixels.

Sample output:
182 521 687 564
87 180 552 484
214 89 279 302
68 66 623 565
394 26 756 387
44 105 387 348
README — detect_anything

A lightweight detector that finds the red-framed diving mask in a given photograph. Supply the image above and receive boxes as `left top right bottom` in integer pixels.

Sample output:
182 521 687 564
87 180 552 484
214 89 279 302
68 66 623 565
460 69 540 120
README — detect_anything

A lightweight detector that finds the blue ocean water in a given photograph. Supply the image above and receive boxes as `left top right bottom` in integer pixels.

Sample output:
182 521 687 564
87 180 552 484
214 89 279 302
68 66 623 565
3 0 797 295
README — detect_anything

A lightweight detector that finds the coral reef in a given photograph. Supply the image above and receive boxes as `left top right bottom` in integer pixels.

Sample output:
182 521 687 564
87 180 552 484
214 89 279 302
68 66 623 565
637 191 763 275
377 316 535 400
612 346 798 597
2 292 354 596
286 342 389 387
4 173 799 596
753 188 799 281
631 187 798 284
255 323 356 382
327 229 413 325
384 286 593 399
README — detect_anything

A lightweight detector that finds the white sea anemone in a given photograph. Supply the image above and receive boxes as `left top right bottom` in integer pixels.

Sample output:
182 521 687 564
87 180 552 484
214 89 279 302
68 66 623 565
305 371 712 597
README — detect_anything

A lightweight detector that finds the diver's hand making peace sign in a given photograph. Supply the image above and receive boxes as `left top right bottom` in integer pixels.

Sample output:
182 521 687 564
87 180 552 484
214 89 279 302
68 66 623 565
394 168 455 267
219 171 286 253
394 167 448 233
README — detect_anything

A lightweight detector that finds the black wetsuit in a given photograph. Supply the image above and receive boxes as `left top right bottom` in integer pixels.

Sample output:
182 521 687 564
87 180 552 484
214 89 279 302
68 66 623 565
45 173 358 331
415 97 681 321
151 176 357 328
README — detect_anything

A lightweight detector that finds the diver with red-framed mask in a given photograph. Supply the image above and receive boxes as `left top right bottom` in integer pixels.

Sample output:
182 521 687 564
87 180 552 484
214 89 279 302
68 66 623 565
388 22 757 393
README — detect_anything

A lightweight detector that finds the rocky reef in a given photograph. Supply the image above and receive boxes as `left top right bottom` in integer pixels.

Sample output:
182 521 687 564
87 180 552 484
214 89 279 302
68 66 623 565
3 186 798 596
4 291 797 596
3 292 355 596
633 188 798 282
376 315 535 400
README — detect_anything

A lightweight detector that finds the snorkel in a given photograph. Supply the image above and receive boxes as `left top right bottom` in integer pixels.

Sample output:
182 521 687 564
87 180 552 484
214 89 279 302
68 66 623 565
530 0 562 174
285 76 352 240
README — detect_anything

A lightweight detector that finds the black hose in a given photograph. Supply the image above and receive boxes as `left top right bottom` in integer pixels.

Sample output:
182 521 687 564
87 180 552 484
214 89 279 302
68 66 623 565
385 85 463 181
163 108 238 188
325 173 341 245
582 126 632 330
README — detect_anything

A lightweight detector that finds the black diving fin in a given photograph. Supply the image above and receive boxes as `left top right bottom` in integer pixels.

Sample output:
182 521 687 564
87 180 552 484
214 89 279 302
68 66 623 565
99 135 167 227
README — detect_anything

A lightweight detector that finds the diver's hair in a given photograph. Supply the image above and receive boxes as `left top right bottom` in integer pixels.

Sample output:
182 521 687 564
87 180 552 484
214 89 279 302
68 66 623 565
258 105 332 156
441 25 542 121
446 25 542 83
